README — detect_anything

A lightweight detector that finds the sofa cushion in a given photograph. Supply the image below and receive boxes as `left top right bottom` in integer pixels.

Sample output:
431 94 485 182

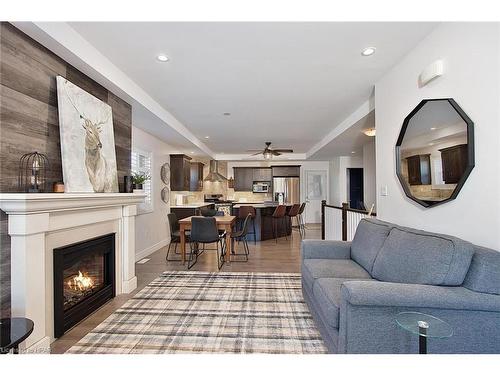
463 245 500 295
302 259 372 293
372 226 474 286
312 278 373 329
351 219 392 273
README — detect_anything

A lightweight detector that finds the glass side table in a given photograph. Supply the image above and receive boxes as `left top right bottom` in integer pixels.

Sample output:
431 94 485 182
0 318 34 354
396 312 453 354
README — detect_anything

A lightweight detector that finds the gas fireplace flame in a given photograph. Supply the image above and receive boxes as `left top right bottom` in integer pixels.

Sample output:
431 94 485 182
68 271 94 291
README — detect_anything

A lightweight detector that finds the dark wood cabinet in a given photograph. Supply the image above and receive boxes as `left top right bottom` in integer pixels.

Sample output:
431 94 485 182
440 144 468 184
170 154 192 191
233 167 254 191
271 165 300 177
190 162 205 191
253 168 272 182
406 154 431 185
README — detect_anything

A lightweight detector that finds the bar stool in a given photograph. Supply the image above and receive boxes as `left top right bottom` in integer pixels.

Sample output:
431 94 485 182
237 206 257 244
272 205 287 243
297 202 306 237
286 203 302 237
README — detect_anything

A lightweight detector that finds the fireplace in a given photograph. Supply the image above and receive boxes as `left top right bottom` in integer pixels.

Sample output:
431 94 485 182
53 234 115 338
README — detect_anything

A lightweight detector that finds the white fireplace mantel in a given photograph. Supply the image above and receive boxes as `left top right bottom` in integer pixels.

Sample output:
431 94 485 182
0 192 145 351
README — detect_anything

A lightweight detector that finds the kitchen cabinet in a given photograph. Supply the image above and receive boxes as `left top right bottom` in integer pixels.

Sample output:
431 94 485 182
233 167 272 191
271 165 300 177
170 154 192 191
253 168 272 182
233 167 254 191
440 144 468 184
190 162 204 191
406 154 431 185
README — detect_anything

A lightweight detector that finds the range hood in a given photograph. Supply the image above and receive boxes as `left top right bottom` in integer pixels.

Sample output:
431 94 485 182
204 160 227 182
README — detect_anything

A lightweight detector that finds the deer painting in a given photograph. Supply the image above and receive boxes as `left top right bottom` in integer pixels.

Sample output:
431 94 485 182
80 115 115 192
56 76 119 193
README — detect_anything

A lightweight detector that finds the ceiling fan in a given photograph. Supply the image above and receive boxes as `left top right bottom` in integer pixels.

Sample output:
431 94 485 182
246 142 294 160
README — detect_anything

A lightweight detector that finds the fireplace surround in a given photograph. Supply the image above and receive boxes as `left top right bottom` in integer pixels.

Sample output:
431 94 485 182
53 234 115 338
0 192 144 351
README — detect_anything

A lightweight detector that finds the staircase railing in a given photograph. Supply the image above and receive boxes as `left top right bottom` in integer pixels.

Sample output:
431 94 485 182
321 200 376 241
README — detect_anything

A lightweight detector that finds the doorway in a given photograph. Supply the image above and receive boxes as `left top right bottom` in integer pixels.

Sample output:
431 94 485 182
347 168 364 210
304 169 327 223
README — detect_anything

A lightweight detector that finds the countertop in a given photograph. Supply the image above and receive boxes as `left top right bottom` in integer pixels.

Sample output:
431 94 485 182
233 203 291 209
170 203 213 208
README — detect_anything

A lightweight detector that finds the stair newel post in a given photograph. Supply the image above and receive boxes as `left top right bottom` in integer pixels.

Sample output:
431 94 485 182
341 202 349 241
321 200 326 240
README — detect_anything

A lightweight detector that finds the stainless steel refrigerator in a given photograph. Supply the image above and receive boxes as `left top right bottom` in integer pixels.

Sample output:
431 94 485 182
273 177 300 204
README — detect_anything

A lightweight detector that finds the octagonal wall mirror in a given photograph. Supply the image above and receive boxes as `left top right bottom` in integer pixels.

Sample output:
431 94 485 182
396 98 474 208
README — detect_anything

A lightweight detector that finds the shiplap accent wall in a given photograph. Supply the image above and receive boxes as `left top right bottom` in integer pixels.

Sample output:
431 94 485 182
0 22 132 317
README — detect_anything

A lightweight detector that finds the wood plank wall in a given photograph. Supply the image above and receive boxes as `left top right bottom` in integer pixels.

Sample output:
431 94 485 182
0 22 132 317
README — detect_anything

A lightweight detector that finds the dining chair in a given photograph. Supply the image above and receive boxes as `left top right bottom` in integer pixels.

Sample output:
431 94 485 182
236 206 257 244
230 213 252 262
166 213 191 261
188 217 226 270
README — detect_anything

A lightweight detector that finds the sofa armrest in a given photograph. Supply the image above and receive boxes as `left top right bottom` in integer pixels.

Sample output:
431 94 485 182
341 281 500 312
301 239 351 260
337 281 500 353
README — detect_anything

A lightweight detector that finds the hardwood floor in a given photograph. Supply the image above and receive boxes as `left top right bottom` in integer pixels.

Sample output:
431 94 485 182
50 225 321 353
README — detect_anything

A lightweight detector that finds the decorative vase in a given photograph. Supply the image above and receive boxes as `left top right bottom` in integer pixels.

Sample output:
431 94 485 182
124 176 133 193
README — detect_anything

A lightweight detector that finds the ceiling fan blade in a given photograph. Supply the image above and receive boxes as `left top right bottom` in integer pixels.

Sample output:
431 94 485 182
273 149 294 153
250 152 263 156
272 150 282 156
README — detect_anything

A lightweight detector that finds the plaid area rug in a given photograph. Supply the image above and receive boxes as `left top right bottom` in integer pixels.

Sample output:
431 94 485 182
67 271 327 354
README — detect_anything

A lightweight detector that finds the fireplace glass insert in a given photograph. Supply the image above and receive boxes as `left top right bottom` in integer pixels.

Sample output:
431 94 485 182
53 234 115 338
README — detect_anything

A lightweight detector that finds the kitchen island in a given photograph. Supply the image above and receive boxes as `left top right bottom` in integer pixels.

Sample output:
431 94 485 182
232 203 293 241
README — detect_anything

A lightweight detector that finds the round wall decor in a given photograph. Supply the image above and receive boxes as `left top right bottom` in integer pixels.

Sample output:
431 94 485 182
160 163 170 185
161 186 170 203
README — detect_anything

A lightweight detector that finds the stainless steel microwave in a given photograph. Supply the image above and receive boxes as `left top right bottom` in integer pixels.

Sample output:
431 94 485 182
252 181 271 193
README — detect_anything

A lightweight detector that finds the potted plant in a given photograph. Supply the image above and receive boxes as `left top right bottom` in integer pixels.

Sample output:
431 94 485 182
131 172 150 193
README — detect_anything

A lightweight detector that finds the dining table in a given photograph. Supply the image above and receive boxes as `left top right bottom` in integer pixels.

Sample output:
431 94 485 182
178 215 237 264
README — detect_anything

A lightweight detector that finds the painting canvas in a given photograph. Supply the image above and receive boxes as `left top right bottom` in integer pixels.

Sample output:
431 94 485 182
56 76 119 193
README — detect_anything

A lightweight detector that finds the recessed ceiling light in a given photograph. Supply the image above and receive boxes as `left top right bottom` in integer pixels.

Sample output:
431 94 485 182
429 142 435 146
204 136 210 139
190 151 195 154
156 54 169 62
361 47 376 56
430 127 437 130
363 128 376 137
223 112 231 116
351 151 356 154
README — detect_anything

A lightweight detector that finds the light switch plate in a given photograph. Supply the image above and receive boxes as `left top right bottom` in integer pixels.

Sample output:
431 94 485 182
380 186 388 196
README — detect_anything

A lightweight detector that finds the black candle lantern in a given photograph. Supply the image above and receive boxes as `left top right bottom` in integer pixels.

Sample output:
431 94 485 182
18 152 49 193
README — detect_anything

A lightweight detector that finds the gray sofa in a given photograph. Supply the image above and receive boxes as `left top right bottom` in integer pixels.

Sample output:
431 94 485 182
301 218 500 353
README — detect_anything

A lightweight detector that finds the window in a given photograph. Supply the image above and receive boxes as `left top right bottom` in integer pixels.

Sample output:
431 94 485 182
131 148 153 214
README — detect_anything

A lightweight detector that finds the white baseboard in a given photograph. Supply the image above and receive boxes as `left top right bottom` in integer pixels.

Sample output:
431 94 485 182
25 336 51 354
122 276 138 294
135 238 169 262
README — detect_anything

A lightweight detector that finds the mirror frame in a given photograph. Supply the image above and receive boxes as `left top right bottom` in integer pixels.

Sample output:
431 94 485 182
395 98 475 208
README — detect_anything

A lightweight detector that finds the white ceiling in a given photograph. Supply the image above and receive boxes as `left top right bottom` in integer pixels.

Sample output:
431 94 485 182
309 110 375 159
69 22 437 157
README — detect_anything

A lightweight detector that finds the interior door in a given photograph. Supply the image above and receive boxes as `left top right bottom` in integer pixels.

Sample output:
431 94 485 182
348 168 364 210
304 170 327 224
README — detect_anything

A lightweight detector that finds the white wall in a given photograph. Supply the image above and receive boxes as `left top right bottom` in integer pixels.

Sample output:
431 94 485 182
328 155 363 206
375 23 500 250
132 127 175 260
363 138 377 211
